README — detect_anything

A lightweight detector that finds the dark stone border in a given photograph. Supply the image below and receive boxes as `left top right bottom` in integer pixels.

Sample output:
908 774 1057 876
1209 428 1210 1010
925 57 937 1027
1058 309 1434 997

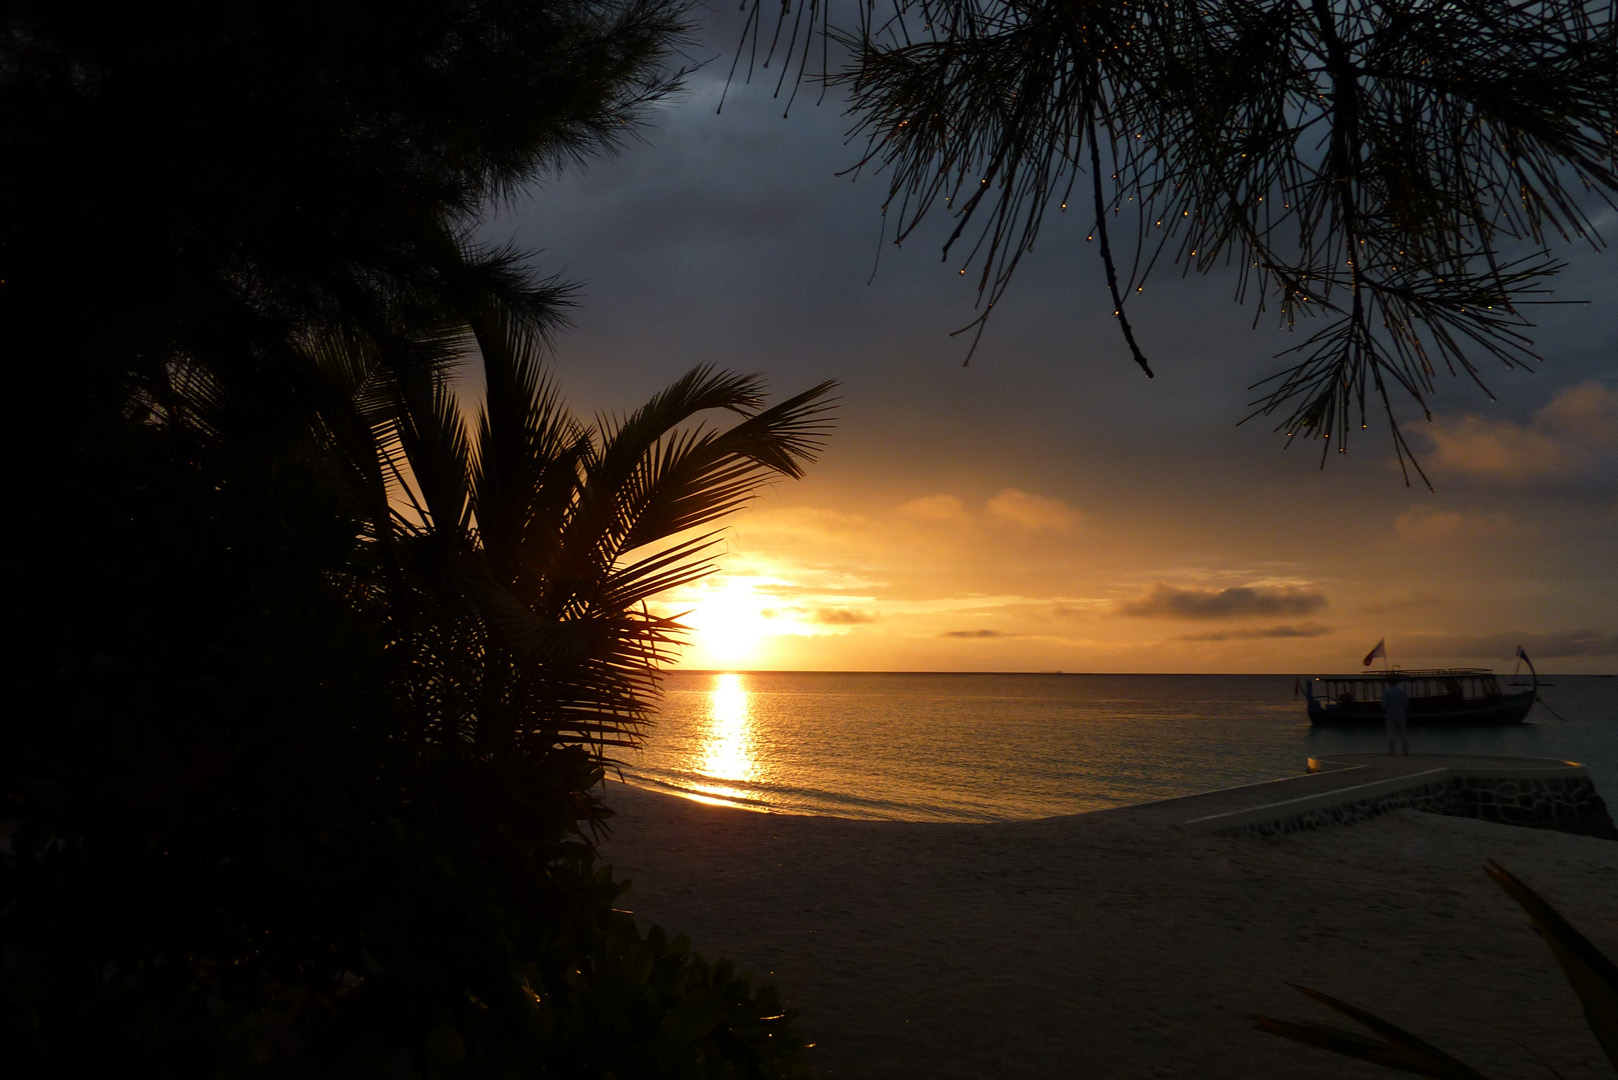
1204 773 1616 840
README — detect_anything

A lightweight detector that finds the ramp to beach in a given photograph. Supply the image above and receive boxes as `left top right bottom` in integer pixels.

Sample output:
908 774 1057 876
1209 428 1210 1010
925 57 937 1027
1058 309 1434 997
1136 752 1617 839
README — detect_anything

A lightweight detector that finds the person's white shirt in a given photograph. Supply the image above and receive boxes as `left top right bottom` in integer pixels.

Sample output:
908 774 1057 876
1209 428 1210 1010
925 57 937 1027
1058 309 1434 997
1382 680 1410 754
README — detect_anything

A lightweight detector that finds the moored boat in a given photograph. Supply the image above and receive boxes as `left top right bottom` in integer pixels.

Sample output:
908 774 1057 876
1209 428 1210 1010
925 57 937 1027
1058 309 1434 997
1303 666 1536 727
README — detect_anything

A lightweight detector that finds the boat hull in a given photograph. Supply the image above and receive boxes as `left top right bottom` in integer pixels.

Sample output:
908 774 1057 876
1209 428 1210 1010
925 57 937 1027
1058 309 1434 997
1307 690 1535 727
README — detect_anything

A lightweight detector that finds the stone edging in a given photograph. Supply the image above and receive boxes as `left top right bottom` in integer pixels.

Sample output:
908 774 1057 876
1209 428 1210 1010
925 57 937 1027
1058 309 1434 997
1181 757 1617 840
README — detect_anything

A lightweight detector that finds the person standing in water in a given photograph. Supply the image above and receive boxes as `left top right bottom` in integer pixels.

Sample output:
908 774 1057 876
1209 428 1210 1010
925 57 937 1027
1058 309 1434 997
1382 673 1410 755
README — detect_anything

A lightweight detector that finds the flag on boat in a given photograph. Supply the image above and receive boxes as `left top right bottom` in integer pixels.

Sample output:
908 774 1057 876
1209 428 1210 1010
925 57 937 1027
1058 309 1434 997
1516 644 1531 663
1363 639 1386 667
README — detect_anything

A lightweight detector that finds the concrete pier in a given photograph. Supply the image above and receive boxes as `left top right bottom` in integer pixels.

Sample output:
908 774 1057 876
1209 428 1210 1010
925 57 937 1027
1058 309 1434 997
1127 752 1617 839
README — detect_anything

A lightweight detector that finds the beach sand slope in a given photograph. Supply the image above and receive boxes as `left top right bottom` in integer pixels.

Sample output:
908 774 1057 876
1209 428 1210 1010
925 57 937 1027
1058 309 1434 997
599 781 1618 1079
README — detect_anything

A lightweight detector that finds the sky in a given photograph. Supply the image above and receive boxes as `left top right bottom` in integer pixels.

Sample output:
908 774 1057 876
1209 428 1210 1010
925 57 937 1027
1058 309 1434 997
482 5 1618 674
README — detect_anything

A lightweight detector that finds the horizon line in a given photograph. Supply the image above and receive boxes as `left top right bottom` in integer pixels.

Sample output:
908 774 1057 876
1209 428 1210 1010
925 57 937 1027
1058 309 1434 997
665 668 1609 677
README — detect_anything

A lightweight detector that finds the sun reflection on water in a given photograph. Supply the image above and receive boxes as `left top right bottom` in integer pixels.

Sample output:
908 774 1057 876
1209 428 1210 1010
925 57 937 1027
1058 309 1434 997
691 673 756 802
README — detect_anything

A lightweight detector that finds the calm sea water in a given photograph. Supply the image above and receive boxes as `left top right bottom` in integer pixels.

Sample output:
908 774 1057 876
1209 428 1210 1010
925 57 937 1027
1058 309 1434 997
620 672 1618 822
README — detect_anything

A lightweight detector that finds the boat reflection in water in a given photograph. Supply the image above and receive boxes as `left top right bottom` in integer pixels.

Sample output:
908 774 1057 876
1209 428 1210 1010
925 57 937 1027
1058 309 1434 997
689 673 756 804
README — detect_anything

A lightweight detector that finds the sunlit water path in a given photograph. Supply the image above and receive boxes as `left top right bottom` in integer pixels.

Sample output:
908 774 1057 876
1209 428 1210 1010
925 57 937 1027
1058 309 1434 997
621 672 1618 821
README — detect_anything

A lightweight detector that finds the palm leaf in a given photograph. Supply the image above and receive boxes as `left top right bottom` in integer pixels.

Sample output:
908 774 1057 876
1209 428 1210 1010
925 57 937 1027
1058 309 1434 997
299 319 474 539
465 300 586 574
563 366 774 572
1256 861 1618 1077
336 289 834 771
598 532 726 613
1250 1016 1481 1078
427 225 580 349
1252 984 1491 1079
611 377 839 554
390 359 474 540
1486 861 1618 1069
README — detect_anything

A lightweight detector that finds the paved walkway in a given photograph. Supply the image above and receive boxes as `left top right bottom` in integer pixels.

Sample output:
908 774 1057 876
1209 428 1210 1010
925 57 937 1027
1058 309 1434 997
1097 751 1589 831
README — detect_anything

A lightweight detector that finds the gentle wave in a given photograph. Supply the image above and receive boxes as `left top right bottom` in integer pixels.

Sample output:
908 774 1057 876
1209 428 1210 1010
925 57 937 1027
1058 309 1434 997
620 671 1618 822
623 765 995 820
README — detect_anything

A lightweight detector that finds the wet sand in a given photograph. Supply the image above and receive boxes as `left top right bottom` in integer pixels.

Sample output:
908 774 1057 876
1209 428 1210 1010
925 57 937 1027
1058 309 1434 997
598 780 1618 1079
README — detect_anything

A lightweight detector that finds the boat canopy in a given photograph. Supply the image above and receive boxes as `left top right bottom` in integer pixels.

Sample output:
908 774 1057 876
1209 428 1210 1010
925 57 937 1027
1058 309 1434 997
1310 668 1504 707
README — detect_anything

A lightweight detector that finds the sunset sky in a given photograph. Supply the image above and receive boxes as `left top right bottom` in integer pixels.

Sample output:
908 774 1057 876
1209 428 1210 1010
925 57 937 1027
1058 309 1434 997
484 10 1618 675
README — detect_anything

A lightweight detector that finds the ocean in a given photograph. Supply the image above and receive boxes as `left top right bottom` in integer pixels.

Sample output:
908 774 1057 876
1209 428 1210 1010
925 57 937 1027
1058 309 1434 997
620 672 1618 821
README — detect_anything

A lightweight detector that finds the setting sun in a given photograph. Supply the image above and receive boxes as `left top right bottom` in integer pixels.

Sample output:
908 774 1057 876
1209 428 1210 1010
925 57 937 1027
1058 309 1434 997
682 578 772 664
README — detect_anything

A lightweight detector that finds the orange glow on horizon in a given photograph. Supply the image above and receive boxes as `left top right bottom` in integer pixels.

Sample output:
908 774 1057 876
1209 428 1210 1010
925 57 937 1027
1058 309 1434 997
633 478 1616 675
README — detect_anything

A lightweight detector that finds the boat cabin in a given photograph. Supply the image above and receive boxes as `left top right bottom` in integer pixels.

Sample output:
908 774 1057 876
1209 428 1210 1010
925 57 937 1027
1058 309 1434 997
1310 668 1504 712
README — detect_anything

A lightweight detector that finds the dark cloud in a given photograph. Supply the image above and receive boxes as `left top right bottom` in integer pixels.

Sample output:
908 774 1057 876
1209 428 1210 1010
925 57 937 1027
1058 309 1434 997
1359 594 1445 617
1527 629 1618 658
464 15 1616 673
942 629 1012 639
809 607 877 625
1119 583 1328 620
1420 628 1618 660
1179 624 1332 642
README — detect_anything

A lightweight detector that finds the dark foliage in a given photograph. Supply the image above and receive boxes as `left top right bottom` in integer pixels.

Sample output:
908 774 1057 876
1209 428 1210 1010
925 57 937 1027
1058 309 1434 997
4 744 808 1077
2 347 821 1074
2 2 815 1075
738 0 1618 480
4 0 689 390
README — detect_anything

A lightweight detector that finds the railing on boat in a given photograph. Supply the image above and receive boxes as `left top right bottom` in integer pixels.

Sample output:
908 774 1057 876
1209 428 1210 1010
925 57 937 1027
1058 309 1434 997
1310 668 1505 707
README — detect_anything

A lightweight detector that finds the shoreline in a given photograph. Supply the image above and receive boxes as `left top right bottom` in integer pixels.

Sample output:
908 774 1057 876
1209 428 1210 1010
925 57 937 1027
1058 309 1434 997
599 779 1618 1078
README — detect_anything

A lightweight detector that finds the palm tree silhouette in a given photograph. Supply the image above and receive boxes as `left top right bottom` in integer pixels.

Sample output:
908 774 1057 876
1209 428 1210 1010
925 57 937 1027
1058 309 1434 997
310 298 837 790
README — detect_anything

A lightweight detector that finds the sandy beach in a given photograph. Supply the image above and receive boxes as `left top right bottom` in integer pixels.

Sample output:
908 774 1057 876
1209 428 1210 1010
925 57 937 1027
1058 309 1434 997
598 780 1618 1079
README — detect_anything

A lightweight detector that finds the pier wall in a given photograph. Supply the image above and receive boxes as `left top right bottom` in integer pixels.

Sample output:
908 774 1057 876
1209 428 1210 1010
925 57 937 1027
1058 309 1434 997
1184 757 1617 840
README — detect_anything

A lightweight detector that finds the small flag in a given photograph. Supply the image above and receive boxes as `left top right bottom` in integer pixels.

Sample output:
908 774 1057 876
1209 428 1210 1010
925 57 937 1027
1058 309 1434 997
1363 639 1386 667
1516 644 1530 663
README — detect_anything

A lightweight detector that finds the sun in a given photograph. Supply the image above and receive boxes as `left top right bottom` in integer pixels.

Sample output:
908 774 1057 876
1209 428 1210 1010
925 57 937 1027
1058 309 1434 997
684 579 771 665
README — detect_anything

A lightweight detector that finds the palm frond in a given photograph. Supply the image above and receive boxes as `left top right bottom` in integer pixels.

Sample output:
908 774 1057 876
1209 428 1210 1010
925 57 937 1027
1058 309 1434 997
299 322 476 548
598 531 727 613
555 366 783 591
1255 861 1618 1077
423 224 582 349
608 376 839 556
1486 861 1618 1069
466 301 587 572
317 287 833 773
391 360 474 540
1252 984 1492 1079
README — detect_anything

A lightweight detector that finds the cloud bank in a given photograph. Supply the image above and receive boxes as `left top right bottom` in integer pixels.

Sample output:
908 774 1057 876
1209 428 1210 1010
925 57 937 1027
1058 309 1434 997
1422 628 1618 660
1119 583 1328 620
1424 381 1618 480
1179 624 1331 642
806 607 877 625
1394 506 1514 545
898 489 1081 533
897 494 969 523
986 488 1080 533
